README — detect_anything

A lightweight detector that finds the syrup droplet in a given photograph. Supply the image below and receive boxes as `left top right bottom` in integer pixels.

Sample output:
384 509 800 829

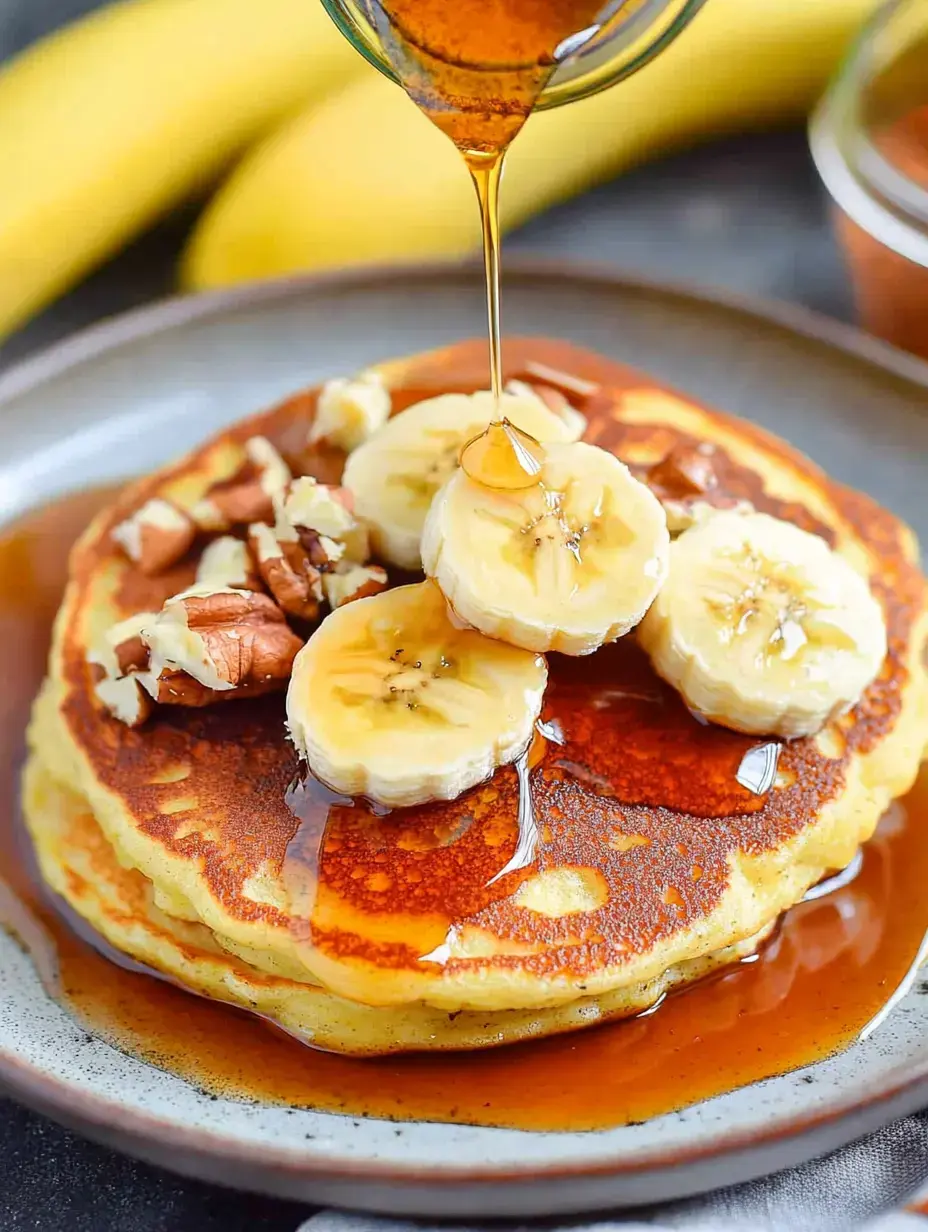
460 418 545 491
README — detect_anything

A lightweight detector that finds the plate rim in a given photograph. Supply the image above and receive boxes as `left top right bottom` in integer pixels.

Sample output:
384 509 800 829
2 258 928 1203
4 257 928 408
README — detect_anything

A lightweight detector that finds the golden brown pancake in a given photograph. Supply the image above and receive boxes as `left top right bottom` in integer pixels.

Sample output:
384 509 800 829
23 338 928 1050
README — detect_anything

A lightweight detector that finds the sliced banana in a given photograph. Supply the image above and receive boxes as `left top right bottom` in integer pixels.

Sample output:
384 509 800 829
342 390 583 571
637 510 888 738
421 437 670 656
287 580 546 807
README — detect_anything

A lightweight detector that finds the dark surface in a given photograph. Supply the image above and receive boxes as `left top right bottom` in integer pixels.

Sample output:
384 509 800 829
0 4 856 1231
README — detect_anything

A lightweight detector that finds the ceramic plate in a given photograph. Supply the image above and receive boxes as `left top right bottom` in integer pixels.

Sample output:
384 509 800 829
2 264 928 1218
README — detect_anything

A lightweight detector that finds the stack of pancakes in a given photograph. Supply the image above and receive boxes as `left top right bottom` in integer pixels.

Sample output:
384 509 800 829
23 340 928 1055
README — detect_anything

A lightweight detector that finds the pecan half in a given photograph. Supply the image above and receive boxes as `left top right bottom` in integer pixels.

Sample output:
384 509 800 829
111 499 196 575
248 523 323 622
139 586 302 707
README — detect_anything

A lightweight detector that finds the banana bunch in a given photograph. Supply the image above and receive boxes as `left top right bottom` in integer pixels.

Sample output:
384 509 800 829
0 0 361 340
0 0 877 341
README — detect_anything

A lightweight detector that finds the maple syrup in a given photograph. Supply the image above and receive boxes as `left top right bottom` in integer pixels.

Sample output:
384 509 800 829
3 486 928 1132
366 0 609 400
459 417 544 489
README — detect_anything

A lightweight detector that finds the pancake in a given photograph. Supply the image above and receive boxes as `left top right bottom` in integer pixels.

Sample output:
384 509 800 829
23 338 928 1053
23 753 769 1053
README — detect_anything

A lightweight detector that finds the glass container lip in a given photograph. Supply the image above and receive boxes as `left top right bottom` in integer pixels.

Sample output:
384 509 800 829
809 0 928 269
318 0 708 110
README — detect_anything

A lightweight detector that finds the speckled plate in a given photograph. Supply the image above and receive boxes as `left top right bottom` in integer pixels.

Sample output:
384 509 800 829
2 264 928 1218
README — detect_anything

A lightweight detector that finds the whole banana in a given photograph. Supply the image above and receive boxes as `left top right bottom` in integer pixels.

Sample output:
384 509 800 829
183 0 878 290
0 0 361 341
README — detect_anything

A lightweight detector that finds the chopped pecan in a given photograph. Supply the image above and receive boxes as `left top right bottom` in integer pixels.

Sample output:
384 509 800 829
111 499 196 575
139 586 302 707
513 360 600 400
506 377 588 439
196 535 261 591
645 443 751 534
648 443 718 500
301 531 345 572
323 564 389 609
191 437 291 532
93 673 154 727
114 632 150 676
283 476 369 562
662 496 754 535
309 370 392 451
87 611 158 726
248 523 323 622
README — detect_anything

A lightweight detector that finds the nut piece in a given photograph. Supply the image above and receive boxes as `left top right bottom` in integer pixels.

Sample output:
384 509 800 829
662 496 755 535
283 476 369 562
645 443 753 534
246 435 292 500
505 377 587 439
87 612 158 727
192 437 292 532
248 523 323 622
309 370 391 452
92 673 153 727
301 532 345 572
111 499 196 575
196 535 261 591
139 585 302 707
323 564 389 609
516 360 601 401
648 443 717 500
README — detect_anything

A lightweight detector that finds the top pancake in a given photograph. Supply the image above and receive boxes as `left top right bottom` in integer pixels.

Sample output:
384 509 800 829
32 338 928 1013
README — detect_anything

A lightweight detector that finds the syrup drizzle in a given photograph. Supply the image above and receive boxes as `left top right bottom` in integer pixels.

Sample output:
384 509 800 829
368 0 609 403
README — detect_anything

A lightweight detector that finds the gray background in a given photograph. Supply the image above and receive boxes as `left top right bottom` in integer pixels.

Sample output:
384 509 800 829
0 2 855 1229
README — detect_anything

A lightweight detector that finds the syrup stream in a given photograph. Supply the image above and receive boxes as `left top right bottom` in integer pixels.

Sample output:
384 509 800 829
467 152 506 404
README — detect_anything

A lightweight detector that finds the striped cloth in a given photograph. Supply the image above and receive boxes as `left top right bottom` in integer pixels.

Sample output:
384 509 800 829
298 1112 928 1231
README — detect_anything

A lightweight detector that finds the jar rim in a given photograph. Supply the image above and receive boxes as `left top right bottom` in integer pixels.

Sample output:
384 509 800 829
809 0 928 269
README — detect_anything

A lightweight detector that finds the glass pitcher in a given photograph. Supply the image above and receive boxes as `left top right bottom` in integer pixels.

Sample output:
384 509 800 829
319 0 708 111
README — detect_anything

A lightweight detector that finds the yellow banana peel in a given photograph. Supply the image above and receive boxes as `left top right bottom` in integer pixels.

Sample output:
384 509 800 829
0 0 361 340
184 0 878 290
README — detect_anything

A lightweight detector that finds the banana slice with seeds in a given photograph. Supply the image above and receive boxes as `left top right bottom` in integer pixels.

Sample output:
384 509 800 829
342 390 583 571
287 580 546 807
421 431 670 656
637 510 887 738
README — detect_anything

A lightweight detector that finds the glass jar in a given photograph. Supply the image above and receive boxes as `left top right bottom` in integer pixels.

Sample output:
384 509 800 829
810 0 928 359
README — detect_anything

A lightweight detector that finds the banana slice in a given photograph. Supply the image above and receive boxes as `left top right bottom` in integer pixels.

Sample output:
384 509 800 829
637 510 888 738
421 434 670 656
287 580 546 807
342 390 583 571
